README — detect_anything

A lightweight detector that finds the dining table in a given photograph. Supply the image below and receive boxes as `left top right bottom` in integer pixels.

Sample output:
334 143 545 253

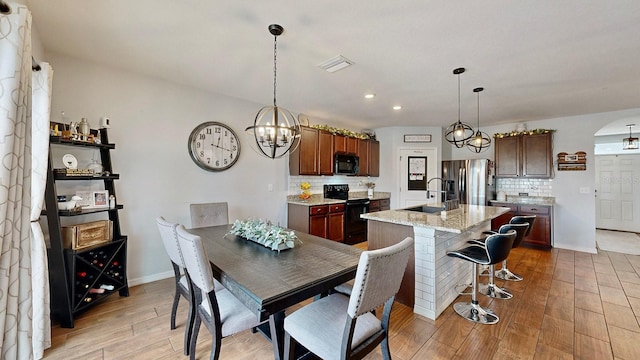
187 224 363 360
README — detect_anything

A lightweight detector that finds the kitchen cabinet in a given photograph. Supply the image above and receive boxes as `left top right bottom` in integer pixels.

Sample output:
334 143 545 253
369 198 390 212
495 133 553 178
358 139 370 176
490 201 553 249
288 203 345 242
357 139 380 177
289 126 333 175
44 126 128 328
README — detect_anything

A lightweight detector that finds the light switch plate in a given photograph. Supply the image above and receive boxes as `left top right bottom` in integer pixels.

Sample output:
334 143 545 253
580 187 590 194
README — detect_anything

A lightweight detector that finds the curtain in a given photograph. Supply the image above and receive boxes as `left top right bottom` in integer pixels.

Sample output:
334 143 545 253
31 62 53 359
0 3 41 359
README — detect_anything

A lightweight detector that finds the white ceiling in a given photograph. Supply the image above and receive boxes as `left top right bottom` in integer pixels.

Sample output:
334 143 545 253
26 0 640 134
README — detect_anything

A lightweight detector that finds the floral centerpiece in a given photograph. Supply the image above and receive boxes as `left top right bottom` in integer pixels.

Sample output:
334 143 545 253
226 218 300 251
299 181 311 200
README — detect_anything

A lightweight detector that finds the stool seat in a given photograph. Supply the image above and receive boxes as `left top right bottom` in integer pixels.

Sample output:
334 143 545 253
446 230 516 324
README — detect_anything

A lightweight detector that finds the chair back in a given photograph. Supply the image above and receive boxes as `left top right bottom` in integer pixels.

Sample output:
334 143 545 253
510 215 536 237
498 222 529 248
348 237 414 318
175 225 216 293
190 202 229 229
156 216 184 267
484 230 516 265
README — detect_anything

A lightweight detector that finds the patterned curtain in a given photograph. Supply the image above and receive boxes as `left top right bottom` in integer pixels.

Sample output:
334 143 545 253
0 3 45 359
31 62 53 358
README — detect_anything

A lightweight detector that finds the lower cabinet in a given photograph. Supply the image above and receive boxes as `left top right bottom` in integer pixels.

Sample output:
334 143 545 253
369 198 390 213
288 203 345 242
491 202 553 249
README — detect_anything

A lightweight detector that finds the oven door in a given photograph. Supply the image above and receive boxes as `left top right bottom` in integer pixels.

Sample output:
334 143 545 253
344 200 370 245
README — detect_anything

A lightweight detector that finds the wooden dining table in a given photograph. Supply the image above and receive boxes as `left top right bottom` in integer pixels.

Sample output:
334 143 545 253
187 224 363 360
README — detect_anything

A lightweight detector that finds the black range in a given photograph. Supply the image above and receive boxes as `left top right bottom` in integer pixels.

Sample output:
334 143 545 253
324 184 370 245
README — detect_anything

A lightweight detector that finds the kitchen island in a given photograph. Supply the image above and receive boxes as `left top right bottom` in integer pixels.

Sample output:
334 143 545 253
361 204 510 320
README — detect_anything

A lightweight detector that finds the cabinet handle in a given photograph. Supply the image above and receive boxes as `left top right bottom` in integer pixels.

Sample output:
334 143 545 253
530 208 537 211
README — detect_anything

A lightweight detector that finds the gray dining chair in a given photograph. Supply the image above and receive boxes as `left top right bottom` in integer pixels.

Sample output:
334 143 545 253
175 224 264 360
190 202 229 228
283 236 414 360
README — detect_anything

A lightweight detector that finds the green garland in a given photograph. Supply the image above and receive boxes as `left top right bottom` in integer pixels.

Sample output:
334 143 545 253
226 219 300 251
310 124 372 139
494 128 555 138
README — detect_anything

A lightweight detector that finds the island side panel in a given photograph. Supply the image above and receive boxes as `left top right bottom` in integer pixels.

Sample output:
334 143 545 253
367 221 415 307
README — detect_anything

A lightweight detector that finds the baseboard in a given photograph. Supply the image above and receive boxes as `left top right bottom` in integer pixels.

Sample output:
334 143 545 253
553 243 597 254
128 270 174 287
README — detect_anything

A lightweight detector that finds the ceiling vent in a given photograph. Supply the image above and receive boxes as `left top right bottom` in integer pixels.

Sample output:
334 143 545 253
318 55 354 73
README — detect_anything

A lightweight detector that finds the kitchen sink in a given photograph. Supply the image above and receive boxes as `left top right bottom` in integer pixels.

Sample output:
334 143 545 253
404 205 444 214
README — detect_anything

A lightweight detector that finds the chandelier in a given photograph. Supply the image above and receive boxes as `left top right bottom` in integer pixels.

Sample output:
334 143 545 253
466 87 491 153
623 124 638 150
246 24 300 159
445 68 474 148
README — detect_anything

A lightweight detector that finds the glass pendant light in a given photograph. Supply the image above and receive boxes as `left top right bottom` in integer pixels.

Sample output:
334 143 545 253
622 124 639 150
246 24 301 159
467 87 491 153
445 68 474 148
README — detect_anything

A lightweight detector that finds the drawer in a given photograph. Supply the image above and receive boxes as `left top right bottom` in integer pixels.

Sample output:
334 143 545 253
309 205 329 216
519 205 550 215
329 203 345 213
379 198 390 208
369 200 380 208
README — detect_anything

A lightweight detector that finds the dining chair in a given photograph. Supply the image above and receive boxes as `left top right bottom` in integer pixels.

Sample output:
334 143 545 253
156 216 194 355
283 236 414 360
189 202 229 228
175 224 264 360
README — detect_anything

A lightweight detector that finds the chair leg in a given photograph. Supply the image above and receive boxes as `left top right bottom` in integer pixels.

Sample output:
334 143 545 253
189 315 202 360
494 259 523 281
381 335 391 360
171 287 180 330
184 295 196 355
478 264 513 300
284 332 296 360
452 263 500 324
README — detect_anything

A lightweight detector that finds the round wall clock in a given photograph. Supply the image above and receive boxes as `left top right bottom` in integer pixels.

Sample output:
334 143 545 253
62 154 78 169
188 122 241 171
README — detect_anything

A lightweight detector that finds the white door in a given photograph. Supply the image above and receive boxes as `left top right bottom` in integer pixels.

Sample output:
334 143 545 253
398 148 438 208
595 154 640 232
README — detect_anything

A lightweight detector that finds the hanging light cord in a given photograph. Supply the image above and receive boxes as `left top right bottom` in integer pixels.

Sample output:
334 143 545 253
273 33 278 107
457 72 461 122
476 90 480 129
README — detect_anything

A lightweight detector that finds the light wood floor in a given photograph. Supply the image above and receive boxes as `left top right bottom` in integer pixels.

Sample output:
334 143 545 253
44 244 640 359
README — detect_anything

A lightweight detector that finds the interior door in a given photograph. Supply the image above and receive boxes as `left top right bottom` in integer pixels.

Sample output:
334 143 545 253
399 148 438 208
595 154 640 232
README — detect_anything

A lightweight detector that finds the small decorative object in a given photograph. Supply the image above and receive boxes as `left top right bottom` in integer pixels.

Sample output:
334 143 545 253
365 182 375 198
109 195 116 209
557 151 586 171
58 195 83 211
62 154 78 169
404 134 431 143
79 118 90 141
226 218 300 252
494 128 555 138
99 117 111 129
515 123 527 132
299 181 311 200
87 159 103 176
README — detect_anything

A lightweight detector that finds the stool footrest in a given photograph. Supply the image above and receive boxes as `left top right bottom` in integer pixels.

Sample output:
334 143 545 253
453 302 499 324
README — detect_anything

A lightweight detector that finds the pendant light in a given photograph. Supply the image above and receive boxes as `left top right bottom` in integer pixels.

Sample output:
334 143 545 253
445 68 474 148
246 24 301 159
622 124 639 150
466 87 492 153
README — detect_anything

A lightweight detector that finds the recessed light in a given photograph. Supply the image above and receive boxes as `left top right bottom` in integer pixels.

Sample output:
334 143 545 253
393 105 402 110
364 94 375 99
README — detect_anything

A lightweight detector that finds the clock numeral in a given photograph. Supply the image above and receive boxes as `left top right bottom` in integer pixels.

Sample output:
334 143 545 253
231 145 237 151
205 128 212 135
224 130 228 137
196 141 202 149
224 159 228 165
199 150 205 157
215 160 220 167
199 134 206 140
214 127 221 134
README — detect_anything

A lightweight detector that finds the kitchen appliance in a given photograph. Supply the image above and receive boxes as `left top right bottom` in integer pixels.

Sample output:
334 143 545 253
334 153 359 175
441 159 494 205
324 184 369 244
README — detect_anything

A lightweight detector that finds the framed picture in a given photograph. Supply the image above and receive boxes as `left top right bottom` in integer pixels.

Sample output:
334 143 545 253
74 191 93 208
92 191 109 208
404 134 432 143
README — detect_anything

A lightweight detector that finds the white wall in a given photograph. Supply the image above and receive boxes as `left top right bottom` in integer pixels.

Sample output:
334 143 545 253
46 52 293 284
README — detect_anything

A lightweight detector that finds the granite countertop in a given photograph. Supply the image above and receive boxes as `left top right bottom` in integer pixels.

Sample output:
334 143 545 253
287 192 391 206
489 196 555 206
361 204 511 234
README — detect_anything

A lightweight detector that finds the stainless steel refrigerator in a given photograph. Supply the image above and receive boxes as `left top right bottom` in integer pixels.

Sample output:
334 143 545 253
442 159 494 205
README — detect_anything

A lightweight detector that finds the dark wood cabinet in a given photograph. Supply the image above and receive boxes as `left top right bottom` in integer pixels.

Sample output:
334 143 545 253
347 137 359 154
289 127 335 176
490 202 552 249
495 133 552 178
288 203 345 242
358 139 370 176
369 140 380 177
334 135 347 153
318 130 334 175
368 198 390 213
44 127 128 328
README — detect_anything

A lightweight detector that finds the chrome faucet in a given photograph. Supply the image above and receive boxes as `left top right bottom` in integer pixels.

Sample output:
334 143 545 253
427 177 459 211
426 177 446 202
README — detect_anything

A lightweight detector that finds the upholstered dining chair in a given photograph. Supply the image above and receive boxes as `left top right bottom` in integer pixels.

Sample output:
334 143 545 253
190 202 229 228
175 224 263 360
283 236 414 360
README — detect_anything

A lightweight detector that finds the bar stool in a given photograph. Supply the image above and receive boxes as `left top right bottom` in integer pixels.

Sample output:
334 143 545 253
469 223 529 299
495 215 535 281
446 230 516 324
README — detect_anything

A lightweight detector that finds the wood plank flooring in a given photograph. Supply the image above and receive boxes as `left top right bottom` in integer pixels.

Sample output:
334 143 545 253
44 244 640 359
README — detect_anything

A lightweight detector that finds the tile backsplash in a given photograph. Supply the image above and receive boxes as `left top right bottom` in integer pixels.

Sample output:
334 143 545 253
289 176 375 195
495 178 553 197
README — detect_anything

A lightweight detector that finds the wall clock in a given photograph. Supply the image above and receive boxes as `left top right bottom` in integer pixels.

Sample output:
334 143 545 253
188 122 241 171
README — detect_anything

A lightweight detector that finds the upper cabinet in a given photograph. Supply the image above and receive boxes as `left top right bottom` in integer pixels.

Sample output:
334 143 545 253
289 127 379 177
495 133 553 178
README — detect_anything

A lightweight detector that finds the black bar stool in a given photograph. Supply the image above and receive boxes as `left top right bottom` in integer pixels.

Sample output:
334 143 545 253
469 223 529 299
446 230 516 324
495 215 535 281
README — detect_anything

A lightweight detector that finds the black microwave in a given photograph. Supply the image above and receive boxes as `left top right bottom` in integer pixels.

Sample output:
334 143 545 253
334 153 359 175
